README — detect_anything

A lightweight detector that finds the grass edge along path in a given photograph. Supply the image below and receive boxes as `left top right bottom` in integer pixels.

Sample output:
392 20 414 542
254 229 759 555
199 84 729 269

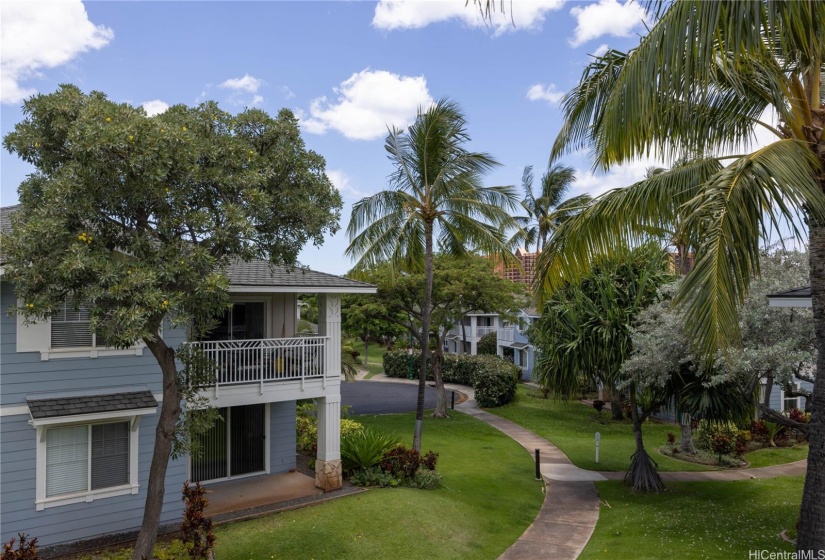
211 410 544 560
489 386 807 473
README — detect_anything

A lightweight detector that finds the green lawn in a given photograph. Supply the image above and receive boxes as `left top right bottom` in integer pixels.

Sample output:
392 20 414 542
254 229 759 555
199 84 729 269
745 445 808 468
210 411 544 559
580 477 802 559
350 340 387 378
489 386 806 472
489 386 712 472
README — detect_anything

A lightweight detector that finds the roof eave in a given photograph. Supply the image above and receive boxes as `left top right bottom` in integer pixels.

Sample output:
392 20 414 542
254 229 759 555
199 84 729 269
229 284 376 294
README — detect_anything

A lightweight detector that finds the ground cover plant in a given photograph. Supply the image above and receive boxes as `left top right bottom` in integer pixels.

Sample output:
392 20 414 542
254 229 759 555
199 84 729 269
579 477 803 559
490 387 805 472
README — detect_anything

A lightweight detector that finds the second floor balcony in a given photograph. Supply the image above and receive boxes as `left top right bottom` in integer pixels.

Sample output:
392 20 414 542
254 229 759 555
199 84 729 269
188 336 331 396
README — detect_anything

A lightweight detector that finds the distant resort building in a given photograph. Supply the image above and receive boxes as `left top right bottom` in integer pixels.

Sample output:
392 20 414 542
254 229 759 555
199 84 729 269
494 248 537 286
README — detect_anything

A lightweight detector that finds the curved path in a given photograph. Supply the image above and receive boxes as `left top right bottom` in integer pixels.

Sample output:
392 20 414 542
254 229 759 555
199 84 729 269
361 374 807 559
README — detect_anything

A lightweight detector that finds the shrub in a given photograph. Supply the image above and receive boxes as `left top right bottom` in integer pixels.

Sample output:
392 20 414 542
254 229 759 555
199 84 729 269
412 468 443 489
341 429 399 473
421 450 439 471
383 350 519 387
696 421 739 451
751 419 769 442
350 466 400 488
297 406 363 456
473 368 517 407
789 408 811 424
382 445 421 479
735 430 752 456
593 400 606 415
477 332 498 355
2 534 39 560
765 421 785 448
710 434 735 458
180 481 215 560
666 432 676 446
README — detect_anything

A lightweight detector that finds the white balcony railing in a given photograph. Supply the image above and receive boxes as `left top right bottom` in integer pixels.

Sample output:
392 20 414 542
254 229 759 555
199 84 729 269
498 327 515 344
475 326 497 338
188 336 330 393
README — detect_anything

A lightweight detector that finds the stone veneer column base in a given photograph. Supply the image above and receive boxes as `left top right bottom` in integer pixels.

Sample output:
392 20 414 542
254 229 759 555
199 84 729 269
315 459 342 491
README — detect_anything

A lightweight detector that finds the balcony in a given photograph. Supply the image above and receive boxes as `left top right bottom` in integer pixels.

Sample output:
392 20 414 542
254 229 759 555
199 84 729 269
498 327 515 344
188 336 331 396
475 326 497 338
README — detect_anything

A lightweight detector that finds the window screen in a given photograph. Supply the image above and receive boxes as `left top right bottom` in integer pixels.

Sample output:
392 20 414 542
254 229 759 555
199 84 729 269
51 302 94 348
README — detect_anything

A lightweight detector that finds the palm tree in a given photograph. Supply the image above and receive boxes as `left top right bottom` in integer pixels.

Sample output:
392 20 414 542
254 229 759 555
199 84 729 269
346 99 519 450
519 164 590 254
535 1 825 550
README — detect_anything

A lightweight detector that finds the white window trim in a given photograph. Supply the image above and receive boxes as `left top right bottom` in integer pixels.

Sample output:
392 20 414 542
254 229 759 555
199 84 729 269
16 300 146 360
779 387 802 413
32 408 155 511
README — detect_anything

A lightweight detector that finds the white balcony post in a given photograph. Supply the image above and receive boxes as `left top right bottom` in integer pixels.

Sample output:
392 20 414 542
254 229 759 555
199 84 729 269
317 294 341 379
470 316 478 355
314 395 342 491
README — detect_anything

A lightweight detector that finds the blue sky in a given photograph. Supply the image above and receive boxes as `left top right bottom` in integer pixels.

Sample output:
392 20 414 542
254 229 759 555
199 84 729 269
1 0 656 275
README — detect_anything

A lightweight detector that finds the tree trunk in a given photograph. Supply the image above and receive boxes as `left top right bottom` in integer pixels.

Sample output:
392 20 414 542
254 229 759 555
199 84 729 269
432 341 449 418
797 218 825 554
413 221 435 452
610 385 624 421
363 338 369 368
679 413 695 454
624 385 665 493
132 338 182 560
761 374 774 418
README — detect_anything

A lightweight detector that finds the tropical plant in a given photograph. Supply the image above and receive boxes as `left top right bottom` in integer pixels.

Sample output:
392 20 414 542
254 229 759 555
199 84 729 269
535 1 825 550
180 481 215 560
532 244 673 492
346 99 519 449
341 429 400 473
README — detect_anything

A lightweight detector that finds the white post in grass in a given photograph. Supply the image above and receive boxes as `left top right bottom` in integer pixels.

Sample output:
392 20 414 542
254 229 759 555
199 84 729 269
595 432 601 464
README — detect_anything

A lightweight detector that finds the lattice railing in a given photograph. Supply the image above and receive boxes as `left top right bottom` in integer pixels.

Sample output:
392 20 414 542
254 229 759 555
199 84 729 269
188 336 330 390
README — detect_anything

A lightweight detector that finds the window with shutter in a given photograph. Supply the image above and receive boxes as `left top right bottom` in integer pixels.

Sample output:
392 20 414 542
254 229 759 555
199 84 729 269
51 301 95 348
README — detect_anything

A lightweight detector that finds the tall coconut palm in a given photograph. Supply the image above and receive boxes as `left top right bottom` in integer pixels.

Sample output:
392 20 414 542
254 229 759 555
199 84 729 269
535 1 825 551
346 99 519 450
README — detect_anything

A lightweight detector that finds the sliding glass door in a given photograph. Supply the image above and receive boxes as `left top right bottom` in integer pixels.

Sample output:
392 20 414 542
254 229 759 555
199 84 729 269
191 404 266 482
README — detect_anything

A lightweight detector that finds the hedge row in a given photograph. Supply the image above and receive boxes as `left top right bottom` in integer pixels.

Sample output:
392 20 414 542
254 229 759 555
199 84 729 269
382 350 519 407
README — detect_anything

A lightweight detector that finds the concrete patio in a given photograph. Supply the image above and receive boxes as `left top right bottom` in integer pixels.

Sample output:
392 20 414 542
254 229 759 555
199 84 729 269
204 471 322 516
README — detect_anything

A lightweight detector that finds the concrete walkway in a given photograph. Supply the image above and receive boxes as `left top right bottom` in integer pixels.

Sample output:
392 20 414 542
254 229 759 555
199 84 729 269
362 374 807 559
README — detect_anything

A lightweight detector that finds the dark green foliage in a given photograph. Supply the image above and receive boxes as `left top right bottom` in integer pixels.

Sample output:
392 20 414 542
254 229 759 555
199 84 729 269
2 534 39 560
384 350 519 387
477 332 498 355
696 421 740 452
341 429 399 473
180 482 215 560
593 400 606 415
349 466 400 488
474 369 518 408
412 469 443 490
421 450 439 471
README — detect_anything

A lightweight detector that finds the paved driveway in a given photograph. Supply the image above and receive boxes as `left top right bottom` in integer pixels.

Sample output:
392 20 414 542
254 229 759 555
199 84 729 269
341 380 441 414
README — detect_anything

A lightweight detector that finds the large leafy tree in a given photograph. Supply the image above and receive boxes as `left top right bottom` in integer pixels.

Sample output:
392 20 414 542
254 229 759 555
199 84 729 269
346 99 519 449
534 1 825 549
341 293 405 368
531 244 673 491
2 85 342 559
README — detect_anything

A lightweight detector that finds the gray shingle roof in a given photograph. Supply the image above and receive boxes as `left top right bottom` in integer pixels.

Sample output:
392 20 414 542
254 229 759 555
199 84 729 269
227 260 374 291
27 390 157 419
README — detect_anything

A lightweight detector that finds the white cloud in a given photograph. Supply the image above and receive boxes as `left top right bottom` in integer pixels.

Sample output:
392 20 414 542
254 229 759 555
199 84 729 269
327 169 366 199
250 95 264 107
373 0 564 36
592 43 609 57
301 69 433 141
141 99 169 116
573 157 660 199
527 83 564 105
569 0 648 47
220 74 263 93
1 0 113 104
